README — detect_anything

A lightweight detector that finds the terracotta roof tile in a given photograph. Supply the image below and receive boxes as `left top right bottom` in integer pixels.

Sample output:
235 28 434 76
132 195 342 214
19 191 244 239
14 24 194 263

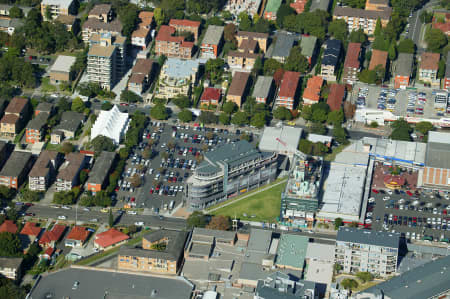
201 88 221 101
0 220 17 234
303 76 323 102
169 19 200 28
369 49 388 70
66 226 89 242
94 228 129 248
20 222 41 236
420 52 440 70
327 84 346 111
344 43 361 68
5 97 28 114
278 71 300 98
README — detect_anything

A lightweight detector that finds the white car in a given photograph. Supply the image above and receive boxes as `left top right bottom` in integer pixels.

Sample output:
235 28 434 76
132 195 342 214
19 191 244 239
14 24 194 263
58 215 67 220
383 196 390 201
62 205 71 210
368 197 375 203
386 190 393 195
127 210 137 215
134 221 144 226
83 207 90 212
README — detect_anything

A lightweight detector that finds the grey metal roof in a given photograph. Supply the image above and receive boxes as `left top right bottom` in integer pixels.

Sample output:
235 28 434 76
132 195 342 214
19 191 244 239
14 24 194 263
310 0 330 11
360 255 450 299
35 102 53 113
205 140 265 169
247 228 272 253
28 267 193 299
201 25 224 46
86 151 116 186
275 234 308 269
363 137 427 165
50 55 76 73
322 39 341 67
120 229 187 261
336 227 400 248
54 111 84 133
0 257 22 269
256 272 316 299
300 36 317 58
259 126 302 154
0 151 32 178
192 227 236 242
395 53 414 77
26 112 49 130
252 76 273 99
425 132 450 168
272 33 295 59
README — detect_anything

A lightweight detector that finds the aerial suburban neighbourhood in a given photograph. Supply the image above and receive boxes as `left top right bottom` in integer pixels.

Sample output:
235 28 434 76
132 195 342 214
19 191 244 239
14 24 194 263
0 0 449 298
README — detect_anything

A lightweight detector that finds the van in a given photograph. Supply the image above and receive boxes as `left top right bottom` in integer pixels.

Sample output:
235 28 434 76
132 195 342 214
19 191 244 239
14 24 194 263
172 131 177 137
169 200 175 210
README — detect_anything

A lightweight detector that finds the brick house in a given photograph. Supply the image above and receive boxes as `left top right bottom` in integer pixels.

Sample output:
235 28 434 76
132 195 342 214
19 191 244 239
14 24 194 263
200 87 222 106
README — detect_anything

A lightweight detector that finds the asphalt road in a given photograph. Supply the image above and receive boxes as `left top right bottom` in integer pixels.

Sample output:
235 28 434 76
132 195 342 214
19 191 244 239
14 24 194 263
25 205 187 230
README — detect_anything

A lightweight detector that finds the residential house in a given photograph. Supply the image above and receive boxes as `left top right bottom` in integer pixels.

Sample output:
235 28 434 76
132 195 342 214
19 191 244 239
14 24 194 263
394 53 414 89
333 6 392 35
131 27 150 49
0 220 17 234
227 50 259 71
200 88 222 106
39 224 66 248
137 11 153 29
51 111 84 143
0 257 23 280
49 55 76 84
226 71 250 107
40 0 75 21
88 4 112 23
55 152 86 191
55 14 77 32
65 226 90 247
20 222 42 250
34 102 53 117
157 58 201 99
236 31 268 53
327 84 346 111
25 112 50 144
320 39 341 81
290 0 307 13
128 59 155 94
419 52 440 87
0 18 23 35
169 19 200 41
155 25 194 59
264 0 282 20
271 32 295 63
343 42 361 85
335 227 400 277
300 35 317 65
252 76 274 104
274 71 300 110
94 228 129 250
86 151 116 193
28 150 63 191
0 151 33 189
369 49 388 71
303 76 323 106
200 25 224 58
432 12 450 36
0 97 30 138
307 133 333 147
118 229 188 274
0 4 32 17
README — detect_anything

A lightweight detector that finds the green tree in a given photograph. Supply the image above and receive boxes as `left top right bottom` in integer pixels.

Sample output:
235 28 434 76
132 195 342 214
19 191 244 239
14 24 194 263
45 6 52 20
205 58 225 84
397 39 416 53
334 217 343 230
60 142 74 154
71 97 86 113
388 43 397 61
327 109 344 126
349 29 367 43
310 122 327 134
109 209 114 227
312 108 328 123
219 112 230 125
301 105 313 121
356 272 374 283
273 106 292 120
187 211 207 229
263 58 283 76
276 4 295 27
79 170 88 185
0 186 15 201
231 111 249 126
0 232 21 257
198 111 218 124
253 18 272 33
238 12 252 31
374 18 382 37
178 109 193 123
425 28 448 52
173 95 191 109
101 101 113 110
206 215 231 230
415 121 433 135
150 103 168 120
224 23 237 43
333 126 348 144
438 59 446 79
390 118 412 141
250 112 267 128
369 121 379 128
153 8 165 25
341 278 359 290
285 46 309 73
121 90 142 103
90 135 116 153
328 19 348 42
420 11 433 23
9 6 24 18
223 101 238 114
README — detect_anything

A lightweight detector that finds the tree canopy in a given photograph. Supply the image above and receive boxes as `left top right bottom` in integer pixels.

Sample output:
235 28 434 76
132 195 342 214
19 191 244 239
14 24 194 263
90 135 116 154
390 118 412 141
0 232 21 257
150 103 169 120
273 106 292 120
397 39 416 53
284 46 309 73
121 90 142 103
178 109 193 123
425 28 448 52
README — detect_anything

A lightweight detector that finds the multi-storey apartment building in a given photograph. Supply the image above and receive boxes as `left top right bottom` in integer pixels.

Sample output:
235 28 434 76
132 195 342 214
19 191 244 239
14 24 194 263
185 140 277 210
227 50 259 71
40 0 75 21
0 151 33 189
302 76 323 106
86 151 116 193
25 112 50 144
169 19 200 41
55 152 85 191
128 59 155 94
419 52 440 87
226 71 250 107
333 6 392 35
0 257 22 280
0 97 30 138
394 53 414 89
200 25 224 58
157 58 201 99
252 76 274 104
236 31 268 53
335 227 400 277
155 25 194 59
343 42 361 85
29 150 62 191
365 0 389 11
87 33 126 90
321 39 341 81
224 0 262 18
274 71 300 110
87 4 112 23
118 229 188 274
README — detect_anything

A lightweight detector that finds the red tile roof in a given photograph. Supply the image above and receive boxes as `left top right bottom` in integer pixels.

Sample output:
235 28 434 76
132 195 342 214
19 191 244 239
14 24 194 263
44 247 55 258
94 228 129 248
420 52 440 70
278 71 300 99
303 76 323 102
369 50 388 70
344 43 361 68
327 84 346 111
201 88 221 102
0 220 17 234
1 113 19 124
5 97 28 114
138 11 154 28
39 225 66 246
20 222 41 236
169 19 200 28
432 22 450 35
155 25 194 49
290 0 307 14
66 226 90 242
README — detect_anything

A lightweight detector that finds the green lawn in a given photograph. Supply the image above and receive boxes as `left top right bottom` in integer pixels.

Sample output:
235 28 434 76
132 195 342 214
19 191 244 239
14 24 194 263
210 181 286 222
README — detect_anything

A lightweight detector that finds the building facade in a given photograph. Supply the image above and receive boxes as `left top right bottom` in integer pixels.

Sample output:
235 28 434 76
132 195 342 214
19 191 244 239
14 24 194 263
419 52 440 87
333 6 391 35
321 39 341 81
155 25 194 59
200 25 224 58
157 58 201 99
0 151 33 189
185 141 277 210
274 71 300 110
40 0 75 20
0 257 22 280
343 42 361 85
29 150 62 191
55 152 85 191
86 151 116 193
394 53 414 89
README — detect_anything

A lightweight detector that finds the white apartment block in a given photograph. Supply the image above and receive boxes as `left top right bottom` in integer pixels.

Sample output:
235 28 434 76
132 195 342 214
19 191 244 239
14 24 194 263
40 0 75 21
335 228 400 277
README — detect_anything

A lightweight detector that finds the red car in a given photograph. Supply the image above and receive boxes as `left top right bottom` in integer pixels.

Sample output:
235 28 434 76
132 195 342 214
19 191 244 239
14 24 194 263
131 197 135 202
406 190 413 196
372 189 379 194
149 189 154 194
24 203 34 207
115 186 119 192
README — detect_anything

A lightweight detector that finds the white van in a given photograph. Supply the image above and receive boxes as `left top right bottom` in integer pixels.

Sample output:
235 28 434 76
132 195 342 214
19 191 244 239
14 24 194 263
169 200 175 210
